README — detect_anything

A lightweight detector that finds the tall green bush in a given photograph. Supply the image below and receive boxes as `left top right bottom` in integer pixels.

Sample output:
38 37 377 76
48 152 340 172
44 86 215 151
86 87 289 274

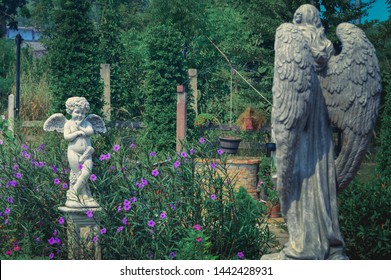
141 24 187 152
45 0 103 115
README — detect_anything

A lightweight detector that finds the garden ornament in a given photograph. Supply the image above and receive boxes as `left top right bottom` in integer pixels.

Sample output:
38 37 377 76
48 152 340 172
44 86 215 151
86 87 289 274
264 4 381 259
44 97 106 208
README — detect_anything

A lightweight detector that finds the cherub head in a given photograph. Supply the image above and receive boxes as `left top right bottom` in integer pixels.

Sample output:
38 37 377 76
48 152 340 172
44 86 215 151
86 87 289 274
65 97 90 122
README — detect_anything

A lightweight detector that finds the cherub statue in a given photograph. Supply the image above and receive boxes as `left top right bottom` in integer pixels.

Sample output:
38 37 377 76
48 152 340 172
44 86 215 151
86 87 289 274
264 4 381 259
44 97 106 208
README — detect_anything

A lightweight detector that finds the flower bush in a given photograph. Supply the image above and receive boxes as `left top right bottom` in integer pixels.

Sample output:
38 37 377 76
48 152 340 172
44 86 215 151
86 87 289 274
0 132 271 260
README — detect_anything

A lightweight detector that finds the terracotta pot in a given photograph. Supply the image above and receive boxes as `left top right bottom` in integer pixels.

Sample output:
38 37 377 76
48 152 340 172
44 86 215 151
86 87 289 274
266 202 281 218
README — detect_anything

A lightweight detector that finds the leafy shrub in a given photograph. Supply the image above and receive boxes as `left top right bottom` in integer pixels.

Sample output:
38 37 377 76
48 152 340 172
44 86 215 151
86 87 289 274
90 137 270 260
1 132 271 260
338 179 391 259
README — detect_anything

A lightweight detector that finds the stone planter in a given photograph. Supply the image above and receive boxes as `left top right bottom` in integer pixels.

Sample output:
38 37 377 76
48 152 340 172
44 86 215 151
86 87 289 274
196 157 261 200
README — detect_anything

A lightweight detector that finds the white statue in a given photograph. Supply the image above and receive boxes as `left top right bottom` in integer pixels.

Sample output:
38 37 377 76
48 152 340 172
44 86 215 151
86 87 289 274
44 97 106 208
265 4 381 259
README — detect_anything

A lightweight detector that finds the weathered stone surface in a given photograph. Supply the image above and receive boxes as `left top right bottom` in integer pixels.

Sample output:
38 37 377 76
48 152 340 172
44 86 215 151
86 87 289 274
264 4 381 260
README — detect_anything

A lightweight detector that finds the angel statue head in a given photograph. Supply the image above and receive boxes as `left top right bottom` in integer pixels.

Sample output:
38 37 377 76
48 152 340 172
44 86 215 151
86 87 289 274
293 4 334 71
66 97 90 123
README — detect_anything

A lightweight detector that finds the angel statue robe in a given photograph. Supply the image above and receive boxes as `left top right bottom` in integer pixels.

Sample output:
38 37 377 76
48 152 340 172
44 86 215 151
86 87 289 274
263 4 381 260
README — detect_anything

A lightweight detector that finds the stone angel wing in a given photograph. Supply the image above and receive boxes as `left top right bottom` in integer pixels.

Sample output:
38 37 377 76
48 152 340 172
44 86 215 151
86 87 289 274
320 23 382 193
272 23 316 214
43 113 67 133
85 114 107 134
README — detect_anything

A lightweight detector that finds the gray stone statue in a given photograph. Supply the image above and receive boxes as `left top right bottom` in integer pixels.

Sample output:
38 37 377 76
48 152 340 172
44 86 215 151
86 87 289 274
264 4 381 259
44 97 106 208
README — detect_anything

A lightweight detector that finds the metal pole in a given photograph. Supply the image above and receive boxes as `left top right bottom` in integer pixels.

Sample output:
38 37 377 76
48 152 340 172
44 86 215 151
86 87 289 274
15 34 22 119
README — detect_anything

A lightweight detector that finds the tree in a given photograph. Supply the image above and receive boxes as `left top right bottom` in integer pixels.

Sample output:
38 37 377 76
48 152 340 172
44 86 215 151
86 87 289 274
0 0 28 37
45 0 103 114
141 24 186 152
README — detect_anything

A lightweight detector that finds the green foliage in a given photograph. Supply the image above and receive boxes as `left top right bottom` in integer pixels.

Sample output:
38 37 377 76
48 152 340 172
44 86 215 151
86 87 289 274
0 0 28 37
194 113 219 128
257 157 279 206
338 179 391 260
0 39 15 114
141 24 187 152
0 136 68 260
89 137 269 260
45 0 103 115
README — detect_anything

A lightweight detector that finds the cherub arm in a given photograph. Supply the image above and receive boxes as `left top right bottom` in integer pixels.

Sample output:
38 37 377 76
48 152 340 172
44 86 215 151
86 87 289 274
64 121 85 141
78 121 94 137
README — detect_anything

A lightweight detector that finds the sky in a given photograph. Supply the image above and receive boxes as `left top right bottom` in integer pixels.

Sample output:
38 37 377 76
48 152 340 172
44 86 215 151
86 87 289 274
364 0 390 22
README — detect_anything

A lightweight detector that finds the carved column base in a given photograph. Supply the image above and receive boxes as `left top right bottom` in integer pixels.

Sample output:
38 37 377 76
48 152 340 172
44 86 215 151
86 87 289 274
58 206 102 260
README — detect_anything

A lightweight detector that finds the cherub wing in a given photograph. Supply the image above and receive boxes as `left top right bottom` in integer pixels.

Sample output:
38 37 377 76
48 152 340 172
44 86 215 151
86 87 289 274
272 23 315 214
43 113 67 133
320 23 382 193
85 114 107 134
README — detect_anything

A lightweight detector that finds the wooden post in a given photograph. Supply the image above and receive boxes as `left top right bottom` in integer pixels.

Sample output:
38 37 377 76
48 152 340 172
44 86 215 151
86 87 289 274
176 85 187 152
188 69 198 115
100 64 111 121
8 94 15 135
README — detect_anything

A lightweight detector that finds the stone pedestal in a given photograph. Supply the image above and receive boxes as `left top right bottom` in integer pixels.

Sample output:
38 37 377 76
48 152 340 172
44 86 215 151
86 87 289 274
59 206 102 260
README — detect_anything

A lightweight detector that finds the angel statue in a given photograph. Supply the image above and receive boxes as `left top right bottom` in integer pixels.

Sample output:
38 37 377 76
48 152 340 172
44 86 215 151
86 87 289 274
44 97 107 208
263 4 382 260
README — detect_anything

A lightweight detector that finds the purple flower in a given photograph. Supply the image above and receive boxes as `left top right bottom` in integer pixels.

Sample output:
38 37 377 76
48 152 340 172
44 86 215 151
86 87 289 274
193 224 201 231
5 208 10 215
148 220 155 227
130 197 137 203
123 204 131 211
169 252 176 259
54 178 60 185
106 153 111 160
22 144 28 150
113 144 120 152
86 210 93 218
150 151 156 157
99 154 106 161
13 164 19 171
49 253 54 260
129 143 135 149
170 203 177 210
53 230 58 236
190 149 195 155
237 251 245 259
15 173 22 179
61 183 68 189
196 237 202 242
123 199 131 206
52 165 58 173
6 197 14 204
199 137 205 144
173 161 180 169
160 212 167 219
217 149 224 155
180 151 188 158
100 228 107 234
4 218 8 225
90 174 97 181
24 153 31 159
141 178 148 186
117 205 122 212
48 237 56 245
151 169 159 177
122 217 127 225
211 162 217 169
93 236 98 243
39 162 45 168
117 226 124 233
211 194 217 200
0 140 3 145
78 164 83 171
58 217 65 225
7 180 17 187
